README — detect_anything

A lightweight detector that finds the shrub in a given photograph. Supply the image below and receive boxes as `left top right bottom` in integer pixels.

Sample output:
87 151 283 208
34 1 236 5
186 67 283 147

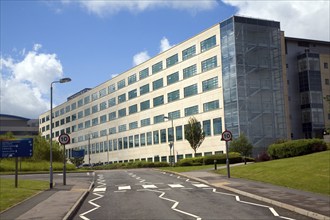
267 139 327 159
255 151 271 162
177 153 246 166
176 157 203 166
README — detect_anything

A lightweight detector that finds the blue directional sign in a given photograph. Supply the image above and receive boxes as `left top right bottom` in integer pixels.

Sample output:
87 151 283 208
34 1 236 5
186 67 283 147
0 138 33 158
72 149 85 158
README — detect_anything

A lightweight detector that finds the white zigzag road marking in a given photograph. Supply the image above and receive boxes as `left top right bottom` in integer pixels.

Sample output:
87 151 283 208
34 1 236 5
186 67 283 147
142 189 201 220
79 192 104 220
208 188 295 220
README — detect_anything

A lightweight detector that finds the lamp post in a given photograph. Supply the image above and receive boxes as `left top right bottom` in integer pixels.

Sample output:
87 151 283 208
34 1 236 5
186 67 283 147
164 116 174 165
50 77 71 189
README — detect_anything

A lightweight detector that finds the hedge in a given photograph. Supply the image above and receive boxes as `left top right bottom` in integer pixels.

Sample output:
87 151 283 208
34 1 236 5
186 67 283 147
267 139 327 159
176 152 250 166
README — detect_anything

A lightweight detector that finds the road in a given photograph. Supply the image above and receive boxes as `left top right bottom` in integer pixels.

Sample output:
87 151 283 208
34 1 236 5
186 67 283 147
74 169 311 220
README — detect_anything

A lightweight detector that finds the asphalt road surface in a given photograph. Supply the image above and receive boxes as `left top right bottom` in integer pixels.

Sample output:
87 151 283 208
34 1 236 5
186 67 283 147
74 169 311 220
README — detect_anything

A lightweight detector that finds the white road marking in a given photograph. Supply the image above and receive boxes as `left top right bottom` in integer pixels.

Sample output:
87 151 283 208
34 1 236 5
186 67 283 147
168 184 184 188
142 184 158 189
118 186 131 190
93 187 106 192
192 183 209 188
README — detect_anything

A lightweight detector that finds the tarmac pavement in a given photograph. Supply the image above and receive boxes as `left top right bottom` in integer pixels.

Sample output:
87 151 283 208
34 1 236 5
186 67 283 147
0 165 329 220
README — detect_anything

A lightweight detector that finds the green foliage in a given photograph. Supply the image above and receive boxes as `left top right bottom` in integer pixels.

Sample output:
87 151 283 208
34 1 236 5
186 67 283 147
69 157 84 167
0 160 76 172
91 161 170 170
30 134 64 162
176 152 253 166
0 132 15 140
184 117 205 154
267 139 327 159
229 134 253 156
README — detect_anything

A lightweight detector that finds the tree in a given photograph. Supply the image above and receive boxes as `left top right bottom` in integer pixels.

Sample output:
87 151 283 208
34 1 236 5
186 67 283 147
69 157 84 168
184 117 205 155
229 134 253 164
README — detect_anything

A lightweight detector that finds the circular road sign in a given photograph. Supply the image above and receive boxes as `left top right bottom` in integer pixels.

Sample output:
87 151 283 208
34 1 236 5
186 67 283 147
59 133 70 145
221 130 232 142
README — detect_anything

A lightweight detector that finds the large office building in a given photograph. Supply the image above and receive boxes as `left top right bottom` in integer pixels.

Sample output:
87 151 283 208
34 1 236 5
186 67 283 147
39 15 329 164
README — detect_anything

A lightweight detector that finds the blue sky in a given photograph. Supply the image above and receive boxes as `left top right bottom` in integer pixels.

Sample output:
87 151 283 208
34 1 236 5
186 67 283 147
1 0 329 119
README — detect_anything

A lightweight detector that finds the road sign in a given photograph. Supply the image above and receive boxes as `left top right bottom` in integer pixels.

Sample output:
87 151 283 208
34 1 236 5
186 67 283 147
59 133 70 145
221 130 232 142
72 149 85 158
0 138 33 158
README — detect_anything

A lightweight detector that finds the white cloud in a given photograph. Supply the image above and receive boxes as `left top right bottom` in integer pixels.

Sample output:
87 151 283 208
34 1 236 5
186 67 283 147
222 0 330 41
133 51 150 66
75 0 217 17
0 44 64 119
160 37 174 53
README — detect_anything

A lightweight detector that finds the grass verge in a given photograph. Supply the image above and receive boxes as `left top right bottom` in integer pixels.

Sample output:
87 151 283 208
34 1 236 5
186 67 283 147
215 151 330 195
0 178 48 212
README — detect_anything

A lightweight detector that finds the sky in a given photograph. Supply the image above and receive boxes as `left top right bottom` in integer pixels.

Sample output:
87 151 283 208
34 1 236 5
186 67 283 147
1 0 329 119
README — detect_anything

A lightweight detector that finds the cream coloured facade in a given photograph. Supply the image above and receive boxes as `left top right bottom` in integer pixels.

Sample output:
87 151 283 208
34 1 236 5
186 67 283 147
39 16 291 163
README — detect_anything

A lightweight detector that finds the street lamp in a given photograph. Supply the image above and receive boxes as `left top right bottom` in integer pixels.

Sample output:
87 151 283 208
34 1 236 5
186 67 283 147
164 116 175 165
50 77 71 189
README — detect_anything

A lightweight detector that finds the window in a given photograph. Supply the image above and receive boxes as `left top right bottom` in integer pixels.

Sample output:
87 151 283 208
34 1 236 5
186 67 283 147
153 78 163 90
152 61 163 74
139 68 149 80
160 129 166 143
129 104 138 114
184 84 198 97
168 127 174 142
118 138 122 150
92 117 98 126
201 35 216 52
147 132 152 145
153 95 164 107
91 93 98 101
71 102 77 110
134 135 139 147
167 72 179 85
325 79 329 85
108 97 116 107
78 123 84 131
66 105 71 113
213 118 222 135
109 127 116 134
99 88 107 98
118 108 126 118
92 105 98 113
203 120 211 136
118 93 126 104
185 105 198 116
129 121 138 129
168 110 180 120
100 129 107 137
167 90 180 103
325 62 329 69
108 84 116 93
182 45 196 60
129 136 134 148
128 73 137 85
154 114 164 124
85 120 90 128
140 84 150 95
66 116 71 123
140 100 150 111
128 89 137 99
113 139 117 150
100 101 107 111
118 124 127 132
78 111 83 119
202 77 218 92
166 54 178 68
78 99 83 107
72 114 76 121
109 111 116 121
153 130 159 144
202 56 217 72
176 126 183 141
100 115 107 123
140 133 146 146
203 100 220 112
141 118 150 127
183 64 197 79
123 137 128 149
117 79 126 90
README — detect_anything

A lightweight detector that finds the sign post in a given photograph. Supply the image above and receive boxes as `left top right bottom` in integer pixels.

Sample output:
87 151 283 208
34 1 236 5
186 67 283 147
59 134 70 185
0 138 33 187
221 130 232 178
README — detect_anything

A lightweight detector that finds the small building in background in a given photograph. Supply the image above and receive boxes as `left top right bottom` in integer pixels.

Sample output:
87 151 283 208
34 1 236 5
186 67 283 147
0 114 39 136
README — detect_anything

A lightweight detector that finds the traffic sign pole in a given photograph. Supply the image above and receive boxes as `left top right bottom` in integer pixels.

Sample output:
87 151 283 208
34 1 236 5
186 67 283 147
221 130 232 178
58 134 70 186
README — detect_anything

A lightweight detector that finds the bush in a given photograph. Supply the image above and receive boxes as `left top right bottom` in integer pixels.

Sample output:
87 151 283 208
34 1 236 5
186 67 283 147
176 153 249 166
92 161 170 170
267 139 327 159
255 151 271 162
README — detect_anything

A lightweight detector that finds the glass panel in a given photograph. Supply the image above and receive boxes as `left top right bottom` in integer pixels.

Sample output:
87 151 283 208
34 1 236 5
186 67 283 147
183 64 197 79
201 35 216 52
167 72 179 85
182 45 196 60
139 68 149 80
152 61 163 74
166 54 178 68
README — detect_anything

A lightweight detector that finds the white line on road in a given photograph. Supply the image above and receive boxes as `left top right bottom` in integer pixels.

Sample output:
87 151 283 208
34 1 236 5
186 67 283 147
118 186 131 190
142 184 158 189
93 187 106 192
168 184 184 188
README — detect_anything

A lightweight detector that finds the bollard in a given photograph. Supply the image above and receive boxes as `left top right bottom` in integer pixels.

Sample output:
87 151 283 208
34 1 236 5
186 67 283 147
214 159 217 170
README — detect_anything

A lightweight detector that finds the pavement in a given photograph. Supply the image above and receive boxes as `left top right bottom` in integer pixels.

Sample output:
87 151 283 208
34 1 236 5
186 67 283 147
0 166 329 220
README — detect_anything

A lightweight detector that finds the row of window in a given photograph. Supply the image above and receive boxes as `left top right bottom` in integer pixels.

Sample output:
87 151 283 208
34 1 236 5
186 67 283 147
70 117 222 154
43 99 221 139
40 35 217 124
42 76 219 132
